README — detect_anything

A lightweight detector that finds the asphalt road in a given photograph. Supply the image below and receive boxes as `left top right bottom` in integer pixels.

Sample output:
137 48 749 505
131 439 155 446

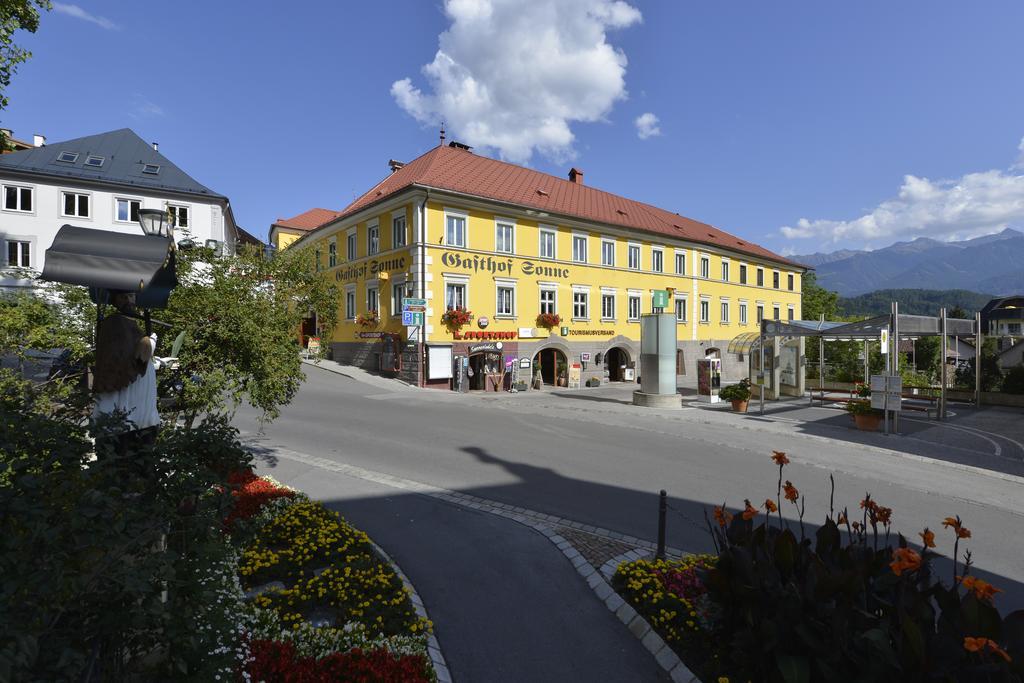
233 366 1024 676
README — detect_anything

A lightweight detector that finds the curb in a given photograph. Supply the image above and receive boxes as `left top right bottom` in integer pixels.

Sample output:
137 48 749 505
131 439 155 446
366 539 452 683
301 358 417 392
249 442 698 682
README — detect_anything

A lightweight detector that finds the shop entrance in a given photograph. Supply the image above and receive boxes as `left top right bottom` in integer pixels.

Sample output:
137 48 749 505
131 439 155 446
533 348 567 386
468 353 489 391
605 346 630 382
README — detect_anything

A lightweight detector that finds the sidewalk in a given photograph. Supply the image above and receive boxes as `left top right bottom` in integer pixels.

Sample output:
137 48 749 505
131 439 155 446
253 444 671 683
301 358 417 392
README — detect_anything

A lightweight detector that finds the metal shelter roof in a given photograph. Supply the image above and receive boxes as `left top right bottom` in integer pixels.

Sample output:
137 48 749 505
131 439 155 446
40 224 178 308
730 313 977 352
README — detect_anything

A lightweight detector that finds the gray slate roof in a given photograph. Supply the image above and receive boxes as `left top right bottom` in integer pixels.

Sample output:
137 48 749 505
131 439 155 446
0 128 224 200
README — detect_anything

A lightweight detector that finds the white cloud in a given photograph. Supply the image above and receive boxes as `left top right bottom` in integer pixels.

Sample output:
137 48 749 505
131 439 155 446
54 3 118 30
781 145 1024 245
634 112 661 140
129 94 164 119
1014 135 1024 170
391 0 641 164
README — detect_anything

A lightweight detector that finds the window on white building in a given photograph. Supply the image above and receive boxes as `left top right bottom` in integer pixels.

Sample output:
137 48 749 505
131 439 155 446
115 198 141 223
540 288 556 315
62 191 89 218
539 229 556 259
573 290 589 319
496 222 514 253
446 213 466 247
6 240 30 267
3 185 33 212
572 235 587 263
167 205 189 228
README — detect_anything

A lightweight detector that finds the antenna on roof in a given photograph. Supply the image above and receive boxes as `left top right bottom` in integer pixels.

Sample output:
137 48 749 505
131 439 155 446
439 122 445 145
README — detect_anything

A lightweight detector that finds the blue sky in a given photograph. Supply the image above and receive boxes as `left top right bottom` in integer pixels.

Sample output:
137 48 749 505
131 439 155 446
6 1 1024 255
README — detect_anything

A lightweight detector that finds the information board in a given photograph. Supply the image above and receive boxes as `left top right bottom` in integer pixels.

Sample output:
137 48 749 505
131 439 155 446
869 375 902 412
568 363 582 389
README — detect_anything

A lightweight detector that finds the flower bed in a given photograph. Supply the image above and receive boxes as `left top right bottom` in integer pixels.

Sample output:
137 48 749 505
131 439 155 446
226 473 434 681
614 452 1024 681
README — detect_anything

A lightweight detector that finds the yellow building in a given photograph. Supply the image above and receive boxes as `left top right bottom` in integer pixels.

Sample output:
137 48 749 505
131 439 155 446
291 142 806 389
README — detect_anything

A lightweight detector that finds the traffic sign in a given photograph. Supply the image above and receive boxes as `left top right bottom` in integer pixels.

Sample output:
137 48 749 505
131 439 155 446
403 297 427 308
402 311 424 326
652 290 669 308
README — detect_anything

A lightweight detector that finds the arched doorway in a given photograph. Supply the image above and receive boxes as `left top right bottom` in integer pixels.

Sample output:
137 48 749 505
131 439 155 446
605 346 631 382
705 347 720 358
533 348 567 386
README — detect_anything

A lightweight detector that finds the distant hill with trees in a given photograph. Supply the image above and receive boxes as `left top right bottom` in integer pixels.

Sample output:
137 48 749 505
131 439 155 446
837 289 993 318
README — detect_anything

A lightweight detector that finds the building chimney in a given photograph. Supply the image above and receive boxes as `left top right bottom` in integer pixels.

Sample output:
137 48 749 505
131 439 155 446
568 167 584 184
388 159 406 173
33 134 46 147
152 141 159 151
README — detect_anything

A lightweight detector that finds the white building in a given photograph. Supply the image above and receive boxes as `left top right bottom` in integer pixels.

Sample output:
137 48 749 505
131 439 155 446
1 128 248 291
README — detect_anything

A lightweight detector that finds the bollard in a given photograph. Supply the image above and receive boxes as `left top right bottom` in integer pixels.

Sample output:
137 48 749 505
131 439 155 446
657 490 667 559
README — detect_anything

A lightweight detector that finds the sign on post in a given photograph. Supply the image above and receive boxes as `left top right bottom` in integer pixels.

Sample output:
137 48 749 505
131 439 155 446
870 375 902 412
880 327 889 354
651 290 669 309
402 311 424 326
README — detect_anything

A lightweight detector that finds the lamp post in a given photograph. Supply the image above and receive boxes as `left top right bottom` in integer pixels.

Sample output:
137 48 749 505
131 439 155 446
137 208 172 239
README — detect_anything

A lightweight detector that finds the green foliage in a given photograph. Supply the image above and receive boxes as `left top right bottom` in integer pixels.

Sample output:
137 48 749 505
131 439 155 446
719 378 751 402
956 338 1003 391
0 387 253 681
845 398 879 416
801 272 839 321
704 497 1024 681
839 289 993 318
1002 364 1024 395
0 0 50 141
161 242 340 424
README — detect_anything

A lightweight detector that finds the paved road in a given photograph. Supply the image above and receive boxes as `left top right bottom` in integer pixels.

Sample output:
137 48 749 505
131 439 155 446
234 367 1024 676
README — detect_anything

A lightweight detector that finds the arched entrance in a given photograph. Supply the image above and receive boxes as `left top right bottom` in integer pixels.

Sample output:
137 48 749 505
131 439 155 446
605 346 632 382
533 348 567 386
705 347 720 358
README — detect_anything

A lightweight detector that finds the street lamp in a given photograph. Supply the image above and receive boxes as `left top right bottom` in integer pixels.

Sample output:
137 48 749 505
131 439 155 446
138 208 171 238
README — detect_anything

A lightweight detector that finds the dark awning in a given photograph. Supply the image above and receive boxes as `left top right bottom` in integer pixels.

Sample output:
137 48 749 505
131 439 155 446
40 224 178 308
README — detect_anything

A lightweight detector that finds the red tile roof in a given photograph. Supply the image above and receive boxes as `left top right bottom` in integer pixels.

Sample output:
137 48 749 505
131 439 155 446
273 207 340 232
332 144 801 268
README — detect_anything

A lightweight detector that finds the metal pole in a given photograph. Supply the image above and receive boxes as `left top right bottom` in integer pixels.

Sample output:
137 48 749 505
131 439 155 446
975 312 982 408
819 334 824 406
759 321 765 415
940 308 947 420
656 490 667 560
893 301 899 433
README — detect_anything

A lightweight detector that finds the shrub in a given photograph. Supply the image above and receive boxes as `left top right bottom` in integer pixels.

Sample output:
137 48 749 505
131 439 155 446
1002 363 1024 395
719 378 751 402
845 398 879 416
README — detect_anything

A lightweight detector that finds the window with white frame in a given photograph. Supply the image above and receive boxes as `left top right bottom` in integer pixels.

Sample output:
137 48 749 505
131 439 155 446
675 251 685 275
773 305 781 320
347 231 357 260
167 204 189 228
539 228 556 259
345 289 356 319
496 284 515 317
315 247 321 271
115 198 141 223
495 221 514 254
739 263 747 285
756 304 764 323
700 298 710 323
601 239 615 266
445 281 467 309
446 212 466 247
787 305 795 321
601 292 615 319
3 185 32 212
328 240 337 267
540 287 556 315
392 214 407 248
720 299 730 323
721 259 730 281
628 244 640 270
757 268 764 287
392 282 406 316
652 248 664 273
628 293 641 321
62 191 89 218
739 301 748 325
773 271 780 289
366 285 379 314
700 255 710 278
675 297 688 323
572 289 589 319
6 240 30 267
572 234 587 263
368 224 380 255
788 273 794 291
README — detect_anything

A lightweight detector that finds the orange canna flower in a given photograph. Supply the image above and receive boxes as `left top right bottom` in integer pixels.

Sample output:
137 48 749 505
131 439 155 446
964 636 987 653
919 528 936 548
860 497 876 512
837 512 848 526
783 481 799 502
959 576 1002 603
889 547 922 576
875 506 892 526
942 516 960 529
771 451 790 466
764 498 778 513
713 506 733 528
956 526 971 539
742 499 758 521
852 521 862 532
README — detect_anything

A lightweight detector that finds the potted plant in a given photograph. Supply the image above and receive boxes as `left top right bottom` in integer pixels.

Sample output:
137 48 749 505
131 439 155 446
536 312 561 332
846 398 882 431
719 378 752 412
355 310 380 329
441 306 473 332
557 360 568 387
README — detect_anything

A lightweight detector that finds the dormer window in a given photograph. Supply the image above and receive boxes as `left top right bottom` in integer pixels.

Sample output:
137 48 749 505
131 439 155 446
85 155 104 167
142 164 160 175
57 151 79 163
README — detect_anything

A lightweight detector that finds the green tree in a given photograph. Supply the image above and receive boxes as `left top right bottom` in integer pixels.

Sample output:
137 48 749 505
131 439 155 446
163 242 340 426
0 1 51 149
801 271 839 321
955 338 1002 391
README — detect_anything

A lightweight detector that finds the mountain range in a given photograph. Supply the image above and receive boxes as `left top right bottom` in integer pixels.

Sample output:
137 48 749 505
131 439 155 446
793 228 1024 296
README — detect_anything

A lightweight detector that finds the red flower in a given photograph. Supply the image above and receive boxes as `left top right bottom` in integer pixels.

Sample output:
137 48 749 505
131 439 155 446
246 639 433 682
742 499 758 521
223 470 296 529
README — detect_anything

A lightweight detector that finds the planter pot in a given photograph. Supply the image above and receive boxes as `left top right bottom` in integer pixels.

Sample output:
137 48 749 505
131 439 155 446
853 413 881 431
730 399 749 413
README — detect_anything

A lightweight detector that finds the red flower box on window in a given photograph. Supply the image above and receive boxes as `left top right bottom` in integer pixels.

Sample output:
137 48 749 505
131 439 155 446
536 312 561 330
441 306 473 331
356 310 380 329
